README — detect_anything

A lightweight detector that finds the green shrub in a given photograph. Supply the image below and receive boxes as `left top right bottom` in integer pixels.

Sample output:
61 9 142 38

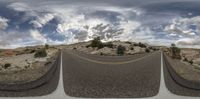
90 37 104 49
45 61 52 66
189 60 193 65
73 47 77 50
138 42 146 48
34 49 47 58
145 48 150 53
134 43 139 46
30 49 35 53
117 45 126 55
183 57 188 62
85 45 91 48
153 48 158 51
170 43 181 59
4 63 11 69
125 41 132 44
130 47 134 50
103 42 114 48
45 44 49 49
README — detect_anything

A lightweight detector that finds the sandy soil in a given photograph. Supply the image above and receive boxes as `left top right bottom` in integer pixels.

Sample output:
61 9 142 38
63 41 158 56
0 46 59 84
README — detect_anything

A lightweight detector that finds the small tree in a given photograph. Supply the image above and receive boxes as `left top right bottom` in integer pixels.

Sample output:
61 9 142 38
30 49 35 53
90 37 104 49
145 48 150 53
130 47 134 50
138 42 146 48
117 45 126 55
4 63 11 69
183 57 188 62
170 43 181 59
45 44 49 49
134 43 139 46
189 60 193 65
125 41 132 44
104 42 114 48
100 52 103 55
34 49 47 58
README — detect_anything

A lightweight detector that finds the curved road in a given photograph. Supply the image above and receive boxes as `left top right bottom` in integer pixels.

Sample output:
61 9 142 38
62 50 161 98
0 51 200 99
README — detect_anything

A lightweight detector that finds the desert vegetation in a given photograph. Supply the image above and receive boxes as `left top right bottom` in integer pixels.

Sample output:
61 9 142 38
34 48 47 58
164 43 200 67
117 45 126 55
170 43 181 59
0 44 59 83
69 37 159 56
86 37 114 49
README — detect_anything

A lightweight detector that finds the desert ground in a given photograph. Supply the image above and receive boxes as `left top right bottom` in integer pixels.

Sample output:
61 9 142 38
64 41 160 55
0 45 59 84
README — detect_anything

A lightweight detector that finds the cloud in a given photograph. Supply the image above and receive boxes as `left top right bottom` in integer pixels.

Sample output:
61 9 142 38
53 5 143 43
0 16 9 30
175 38 200 48
164 16 200 46
30 13 55 28
2 1 200 48
164 17 197 36
30 29 47 43
0 31 31 48
7 2 30 12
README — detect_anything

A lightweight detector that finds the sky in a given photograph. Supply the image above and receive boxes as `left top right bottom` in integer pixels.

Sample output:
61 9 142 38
0 0 200 48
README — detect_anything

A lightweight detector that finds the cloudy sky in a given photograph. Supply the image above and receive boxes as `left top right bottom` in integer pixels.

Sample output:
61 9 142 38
0 0 200 48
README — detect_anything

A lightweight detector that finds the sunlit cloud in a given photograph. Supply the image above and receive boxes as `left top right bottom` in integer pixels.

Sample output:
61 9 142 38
1 0 200 48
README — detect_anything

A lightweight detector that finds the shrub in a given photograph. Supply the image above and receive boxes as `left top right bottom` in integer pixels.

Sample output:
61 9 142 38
45 44 49 49
183 57 188 62
103 42 114 48
130 47 134 50
138 42 146 48
73 47 77 50
189 60 193 65
125 41 132 44
153 48 158 51
24 48 29 52
170 43 181 59
34 49 47 58
145 48 150 53
45 61 52 66
90 37 104 49
30 49 35 53
86 45 90 48
134 43 139 46
117 45 126 55
4 63 11 69
149 46 153 49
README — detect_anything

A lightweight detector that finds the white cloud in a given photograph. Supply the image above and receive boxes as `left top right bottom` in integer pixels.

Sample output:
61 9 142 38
8 2 56 28
30 13 55 28
163 16 200 47
168 33 177 36
0 31 32 49
30 30 47 43
7 2 30 12
164 16 200 36
175 38 200 47
52 5 144 43
3 2 171 48
0 16 9 31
